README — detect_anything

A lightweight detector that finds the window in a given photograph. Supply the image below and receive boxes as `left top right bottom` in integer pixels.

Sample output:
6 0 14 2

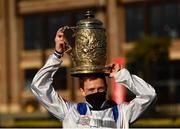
150 4 180 38
24 11 84 50
125 6 145 42
151 61 180 104
125 3 180 42
24 16 44 50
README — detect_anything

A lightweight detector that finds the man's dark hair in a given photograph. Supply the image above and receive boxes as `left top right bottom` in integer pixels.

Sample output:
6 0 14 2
79 74 107 89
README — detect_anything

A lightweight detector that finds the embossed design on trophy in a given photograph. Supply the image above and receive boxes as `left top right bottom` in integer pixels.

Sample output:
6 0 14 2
63 11 107 77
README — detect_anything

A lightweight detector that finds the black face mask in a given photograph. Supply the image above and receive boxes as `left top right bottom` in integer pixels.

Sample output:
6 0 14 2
85 92 107 110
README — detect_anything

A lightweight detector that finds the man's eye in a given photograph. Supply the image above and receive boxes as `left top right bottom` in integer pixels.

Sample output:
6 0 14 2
88 89 95 93
98 88 105 92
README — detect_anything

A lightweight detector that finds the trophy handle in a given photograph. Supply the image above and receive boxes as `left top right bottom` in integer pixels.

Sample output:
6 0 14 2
61 26 77 54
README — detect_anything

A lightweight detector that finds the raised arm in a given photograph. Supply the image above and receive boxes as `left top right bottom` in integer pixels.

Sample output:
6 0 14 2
31 54 73 120
114 68 157 123
31 28 73 120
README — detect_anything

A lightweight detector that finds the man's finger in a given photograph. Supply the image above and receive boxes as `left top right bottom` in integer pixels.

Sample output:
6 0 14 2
57 26 69 33
58 27 65 32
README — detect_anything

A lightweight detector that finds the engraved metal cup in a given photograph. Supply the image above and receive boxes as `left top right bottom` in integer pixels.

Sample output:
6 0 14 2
63 11 107 77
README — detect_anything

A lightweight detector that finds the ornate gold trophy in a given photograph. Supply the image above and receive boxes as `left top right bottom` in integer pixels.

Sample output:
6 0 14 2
64 11 107 77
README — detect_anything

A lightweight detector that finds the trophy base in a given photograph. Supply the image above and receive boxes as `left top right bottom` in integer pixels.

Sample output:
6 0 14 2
71 66 110 77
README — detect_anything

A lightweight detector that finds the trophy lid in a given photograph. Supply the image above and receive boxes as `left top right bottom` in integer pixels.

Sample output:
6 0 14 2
76 11 105 29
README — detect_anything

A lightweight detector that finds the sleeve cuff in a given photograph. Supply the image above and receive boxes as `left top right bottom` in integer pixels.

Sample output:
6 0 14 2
54 50 63 59
114 68 129 83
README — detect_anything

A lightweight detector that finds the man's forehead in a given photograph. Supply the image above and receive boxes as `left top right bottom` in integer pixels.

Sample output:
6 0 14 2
79 75 107 89
84 78 105 88
85 77 103 81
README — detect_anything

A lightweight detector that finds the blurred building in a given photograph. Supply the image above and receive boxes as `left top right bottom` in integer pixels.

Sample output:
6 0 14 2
0 0 180 127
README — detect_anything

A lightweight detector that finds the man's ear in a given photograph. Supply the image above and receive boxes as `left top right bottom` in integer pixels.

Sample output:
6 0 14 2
80 88 86 97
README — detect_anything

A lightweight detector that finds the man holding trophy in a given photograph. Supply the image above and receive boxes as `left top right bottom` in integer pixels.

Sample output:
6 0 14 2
31 11 156 128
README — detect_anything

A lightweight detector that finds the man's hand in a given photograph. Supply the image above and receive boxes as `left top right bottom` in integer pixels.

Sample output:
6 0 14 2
106 63 123 78
55 27 69 54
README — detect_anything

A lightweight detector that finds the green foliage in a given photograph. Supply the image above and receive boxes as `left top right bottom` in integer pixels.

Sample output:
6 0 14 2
126 36 171 74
